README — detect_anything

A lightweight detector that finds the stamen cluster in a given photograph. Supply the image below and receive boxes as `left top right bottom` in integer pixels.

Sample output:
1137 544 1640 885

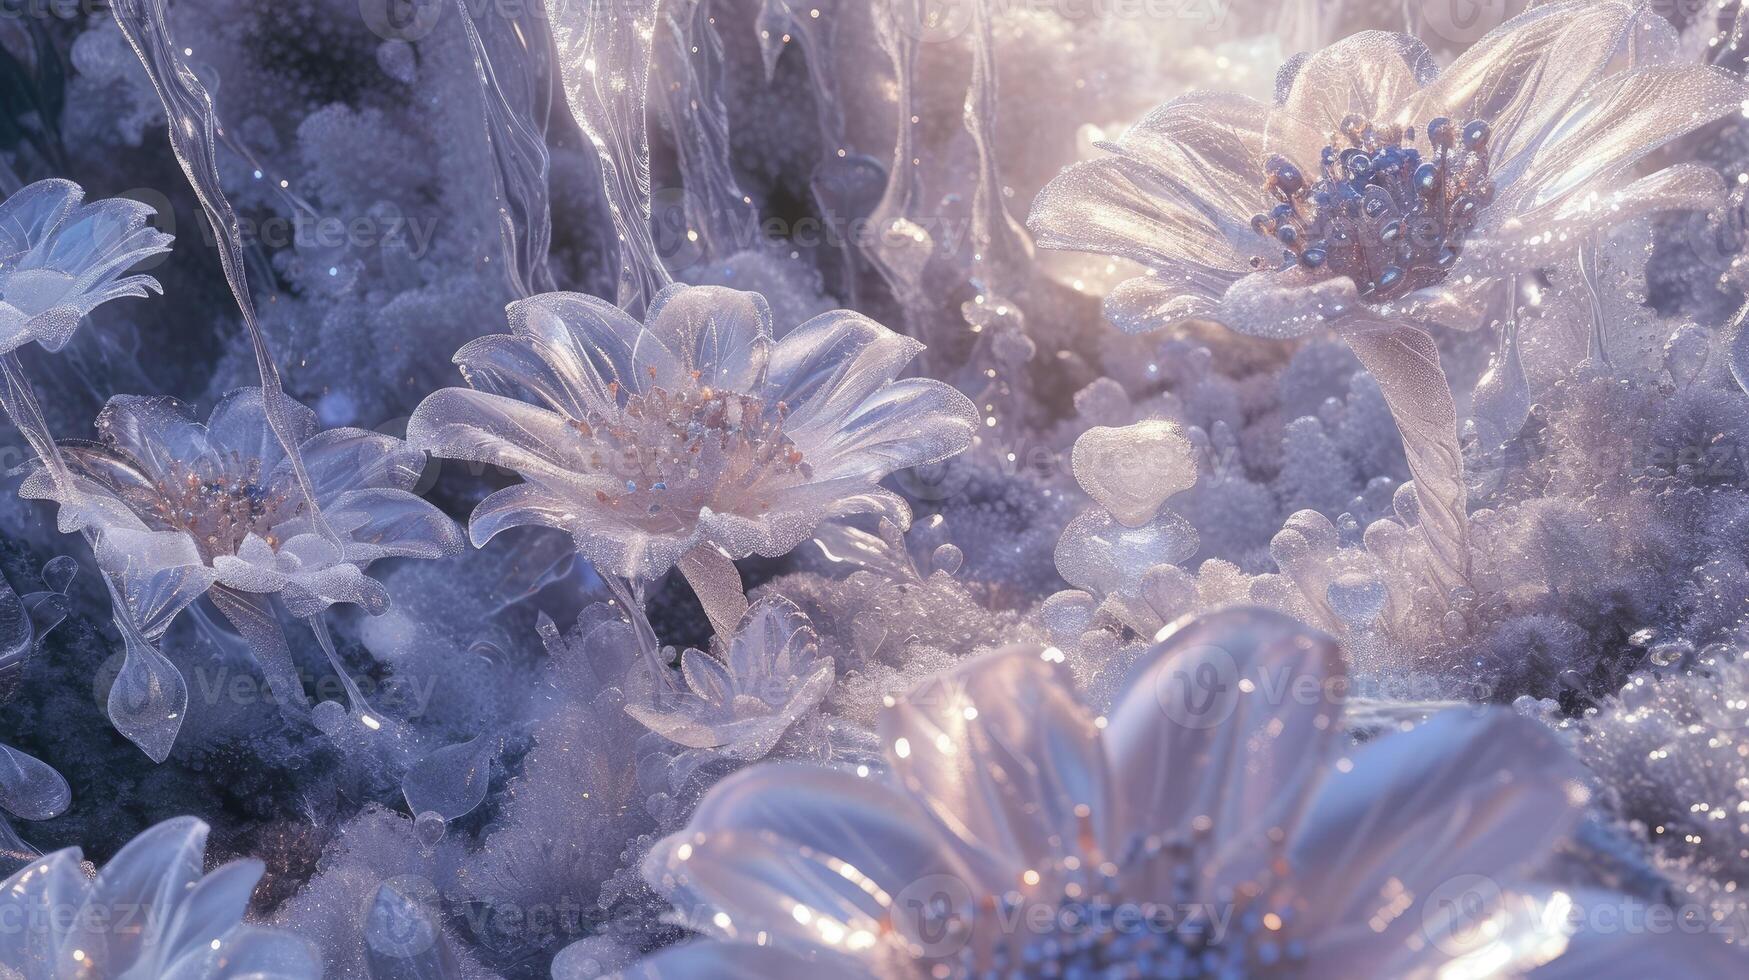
136 457 293 559
571 374 811 519
1250 114 1495 301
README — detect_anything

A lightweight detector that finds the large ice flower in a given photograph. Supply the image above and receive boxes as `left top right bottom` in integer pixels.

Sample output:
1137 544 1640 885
627 608 1739 977
20 387 461 623
0 817 318 978
1028 3 1744 587
0 179 173 355
1029 2 1740 340
407 284 979 582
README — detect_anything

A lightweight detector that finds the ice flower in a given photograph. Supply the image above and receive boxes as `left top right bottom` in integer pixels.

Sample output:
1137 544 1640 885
0 179 173 355
407 284 979 582
1028 3 1745 587
628 608 1737 977
627 594 835 760
0 816 318 978
20 387 461 622
1029 2 1740 340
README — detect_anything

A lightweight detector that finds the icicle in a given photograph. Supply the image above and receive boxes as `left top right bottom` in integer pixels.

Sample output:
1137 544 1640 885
546 0 672 314
109 0 342 555
1469 313 1529 453
653 0 758 269
962 0 1031 302
863 0 935 343
456 0 557 299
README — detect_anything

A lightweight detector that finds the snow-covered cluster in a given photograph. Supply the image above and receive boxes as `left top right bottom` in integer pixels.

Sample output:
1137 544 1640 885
6 0 1749 976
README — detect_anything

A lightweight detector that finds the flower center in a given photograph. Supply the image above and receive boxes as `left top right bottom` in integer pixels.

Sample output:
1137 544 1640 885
1250 113 1495 301
570 377 811 519
146 458 290 560
907 818 1303 978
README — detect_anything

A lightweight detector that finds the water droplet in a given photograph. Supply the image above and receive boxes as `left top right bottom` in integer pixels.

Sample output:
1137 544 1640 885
930 544 964 577
1649 640 1693 668
312 700 347 734
415 810 446 848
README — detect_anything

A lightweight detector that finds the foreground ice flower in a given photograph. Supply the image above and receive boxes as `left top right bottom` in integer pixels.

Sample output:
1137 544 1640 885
626 594 835 760
0 817 318 978
1028 2 1745 587
407 284 978 582
0 179 173 355
22 387 460 622
628 608 1737 977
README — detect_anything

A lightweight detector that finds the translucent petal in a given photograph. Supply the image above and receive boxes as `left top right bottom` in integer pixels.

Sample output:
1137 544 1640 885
143 859 263 975
505 290 649 409
880 646 1114 879
1271 31 1436 161
1404 1 1645 176
806 378 978 480
406 387 599 486
1292 710 1588 964
765 308 923 442
642 283 773 392
95 395 214 486
1105 608 1344 891
205 387 313 476
0 743 70 822
1030 91 1268 278
0 179 82 259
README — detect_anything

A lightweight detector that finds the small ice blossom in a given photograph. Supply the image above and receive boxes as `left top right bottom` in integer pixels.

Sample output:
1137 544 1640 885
0 179 173 355
626 594 835 760
21 387 461 624
407 284 979 581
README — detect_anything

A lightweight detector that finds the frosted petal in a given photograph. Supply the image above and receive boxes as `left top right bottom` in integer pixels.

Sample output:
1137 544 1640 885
880 646 1114 876
402 734 496 821
0 744 70 822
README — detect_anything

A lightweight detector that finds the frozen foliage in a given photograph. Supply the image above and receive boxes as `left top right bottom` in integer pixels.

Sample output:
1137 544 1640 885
7 0 1749 975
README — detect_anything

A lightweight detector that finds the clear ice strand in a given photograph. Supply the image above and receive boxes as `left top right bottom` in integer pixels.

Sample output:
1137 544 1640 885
109 0 343 557
456 0 558 299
